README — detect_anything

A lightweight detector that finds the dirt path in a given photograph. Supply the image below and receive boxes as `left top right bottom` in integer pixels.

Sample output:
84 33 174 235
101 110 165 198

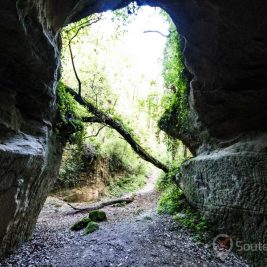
1 174 251 267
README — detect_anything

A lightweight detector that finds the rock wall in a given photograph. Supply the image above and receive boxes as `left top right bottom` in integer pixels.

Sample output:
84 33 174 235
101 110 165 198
0 0 141 256
0 1 63 256
156 0 267 265
0 0 266 265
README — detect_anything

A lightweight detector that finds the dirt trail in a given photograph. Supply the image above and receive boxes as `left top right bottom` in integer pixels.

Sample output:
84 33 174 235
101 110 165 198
1 173 251 267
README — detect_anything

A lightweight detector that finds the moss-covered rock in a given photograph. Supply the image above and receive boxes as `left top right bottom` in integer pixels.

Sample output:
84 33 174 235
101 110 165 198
70 217 91 231
89 210 107 222
84 221 99 235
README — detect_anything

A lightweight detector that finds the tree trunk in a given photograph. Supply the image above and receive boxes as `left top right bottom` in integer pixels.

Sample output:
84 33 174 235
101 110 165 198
66 87 169 173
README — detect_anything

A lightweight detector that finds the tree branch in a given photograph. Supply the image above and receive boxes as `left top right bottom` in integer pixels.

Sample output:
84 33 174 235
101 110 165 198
81 116 104 123
143 30 176 38
66 86 169 173
68 16 102 42
143 30 169 38
85 125 106 139
66 195 135 215
68 40 82 96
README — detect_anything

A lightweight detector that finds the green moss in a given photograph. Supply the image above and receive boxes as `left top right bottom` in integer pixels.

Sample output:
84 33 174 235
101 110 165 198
89 210 107 222
157 184 184 215
84 221 99 235
56 81 86 145
70 217 91 231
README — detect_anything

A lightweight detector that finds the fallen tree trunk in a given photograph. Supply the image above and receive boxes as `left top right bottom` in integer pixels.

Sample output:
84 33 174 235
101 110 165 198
66 195 135 214
66 87 169 173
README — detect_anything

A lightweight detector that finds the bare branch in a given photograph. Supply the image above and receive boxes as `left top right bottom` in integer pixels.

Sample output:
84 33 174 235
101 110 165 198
143 30 176 38
68 16 102 42
68 39 82 96
85 125 106 139
143 30 169 38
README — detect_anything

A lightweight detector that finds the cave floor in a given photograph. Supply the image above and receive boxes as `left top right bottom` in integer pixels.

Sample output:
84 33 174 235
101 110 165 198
1 176 251 267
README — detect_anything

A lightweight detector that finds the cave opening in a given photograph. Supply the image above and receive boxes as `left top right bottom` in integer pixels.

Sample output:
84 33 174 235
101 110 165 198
53 4 189 202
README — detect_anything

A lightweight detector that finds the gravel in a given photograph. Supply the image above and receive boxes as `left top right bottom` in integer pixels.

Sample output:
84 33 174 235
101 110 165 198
0 184 252 267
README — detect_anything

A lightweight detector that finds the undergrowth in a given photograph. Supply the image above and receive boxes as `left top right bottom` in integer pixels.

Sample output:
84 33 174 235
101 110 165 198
108 173 146 197
54 131 149 196
156 167 210 242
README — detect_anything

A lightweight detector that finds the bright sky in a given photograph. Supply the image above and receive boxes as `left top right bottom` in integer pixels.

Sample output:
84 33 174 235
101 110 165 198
104 7 170 115
108 6 169 80
63 6 170 116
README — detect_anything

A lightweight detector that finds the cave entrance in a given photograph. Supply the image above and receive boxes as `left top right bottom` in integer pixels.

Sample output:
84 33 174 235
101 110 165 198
53 3 189 203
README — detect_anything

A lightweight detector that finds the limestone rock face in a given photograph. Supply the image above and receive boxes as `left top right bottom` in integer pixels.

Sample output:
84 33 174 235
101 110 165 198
0 1 63 255
177 135 267 265
0 0 266 265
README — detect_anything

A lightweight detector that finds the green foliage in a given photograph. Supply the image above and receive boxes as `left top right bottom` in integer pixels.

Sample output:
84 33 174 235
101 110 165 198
84 221 99 235
57 82 86 145
112 2 140 31
58 7 186 197
71 217 92 231
156 165 179 192
56 145 85 189
156 167 184 215
156 165 209 242
158 14 190 160
89 210 107 222
174 209 208 235
161 22 189 129
157 183 184 215
56 82 88 189
108 174 145 197
56 129 148 192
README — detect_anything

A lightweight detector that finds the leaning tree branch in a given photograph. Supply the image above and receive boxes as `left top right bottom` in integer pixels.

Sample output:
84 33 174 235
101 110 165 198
68 17 101 42
66 87 169 173
81 116 104 123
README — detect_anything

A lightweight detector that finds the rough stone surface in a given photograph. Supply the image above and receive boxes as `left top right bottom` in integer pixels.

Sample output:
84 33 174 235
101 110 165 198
0 0 63 256
177 135 267 265
0 0 267 265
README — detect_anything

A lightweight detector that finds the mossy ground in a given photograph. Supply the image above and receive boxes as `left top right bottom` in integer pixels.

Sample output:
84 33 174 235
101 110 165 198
70 210 107 235
89 210 107 222
84 221 99 235
70 217 92 231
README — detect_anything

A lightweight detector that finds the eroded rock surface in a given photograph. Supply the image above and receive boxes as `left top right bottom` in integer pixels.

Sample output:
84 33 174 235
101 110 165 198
0 1 62 256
